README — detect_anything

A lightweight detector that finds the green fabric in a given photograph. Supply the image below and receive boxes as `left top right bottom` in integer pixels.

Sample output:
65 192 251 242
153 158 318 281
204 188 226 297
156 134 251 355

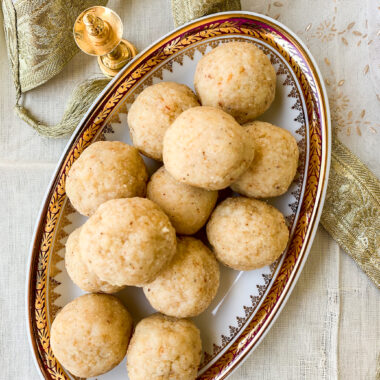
1 0 108 138
3 0 108 92
321 137 380 288
171 0 241 26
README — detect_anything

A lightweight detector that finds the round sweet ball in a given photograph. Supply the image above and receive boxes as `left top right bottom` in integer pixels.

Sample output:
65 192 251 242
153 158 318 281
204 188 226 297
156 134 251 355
144 237 220 318
80 198 177 287
163 106 254 190
194 42 276 123
128 82 200 161
65 227 123 293
147 167 218 234
51 294 133 378
231 121 299 198
127 314 202 380
207 197 289 270
66 141 148 216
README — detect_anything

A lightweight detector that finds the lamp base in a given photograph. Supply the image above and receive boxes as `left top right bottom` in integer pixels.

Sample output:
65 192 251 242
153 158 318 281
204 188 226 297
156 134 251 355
98 39 138 77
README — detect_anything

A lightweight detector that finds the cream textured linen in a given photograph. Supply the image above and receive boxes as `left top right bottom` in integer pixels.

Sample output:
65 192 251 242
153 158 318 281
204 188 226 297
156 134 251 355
0 1 378 380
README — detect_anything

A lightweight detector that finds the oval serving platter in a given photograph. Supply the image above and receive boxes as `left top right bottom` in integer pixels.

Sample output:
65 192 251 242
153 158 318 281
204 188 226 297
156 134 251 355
27 11 330 380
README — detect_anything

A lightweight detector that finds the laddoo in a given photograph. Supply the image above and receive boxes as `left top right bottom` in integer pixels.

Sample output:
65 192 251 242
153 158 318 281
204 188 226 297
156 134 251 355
206 197 289 270
66 141 148 216
163 106 254 190
231 121 299 198
80 198 177 287
128 82 200 161
143 237 220 318
65 227 123 293
50 294 133 378
127 314 202 380
147 167 218 234
194 42 276 123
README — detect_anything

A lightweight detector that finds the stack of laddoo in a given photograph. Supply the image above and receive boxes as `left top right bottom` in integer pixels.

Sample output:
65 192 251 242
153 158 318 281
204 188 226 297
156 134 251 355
51 41 299 380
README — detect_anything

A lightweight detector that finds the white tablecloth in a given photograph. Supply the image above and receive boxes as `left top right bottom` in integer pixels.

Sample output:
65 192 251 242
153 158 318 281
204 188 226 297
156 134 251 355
0 1 379 379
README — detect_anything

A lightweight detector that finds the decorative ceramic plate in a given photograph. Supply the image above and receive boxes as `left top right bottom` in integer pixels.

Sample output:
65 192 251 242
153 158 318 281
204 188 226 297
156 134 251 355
27 11 330 380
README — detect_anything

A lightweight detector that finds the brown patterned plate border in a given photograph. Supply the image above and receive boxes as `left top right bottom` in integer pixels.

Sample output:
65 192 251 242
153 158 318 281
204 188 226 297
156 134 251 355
26 11 331 380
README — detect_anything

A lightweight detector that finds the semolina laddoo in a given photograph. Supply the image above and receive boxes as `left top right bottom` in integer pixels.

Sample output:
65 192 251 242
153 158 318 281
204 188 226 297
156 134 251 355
143 237 220 318
66 141 148 216
147 166 218 234
127 314 202 380
128 82 200 161
231 121 299 198
163 106 254 190
194 42 276 123
65 227 123 293
50 294 133 378
80 198 177 287
207 197 289 270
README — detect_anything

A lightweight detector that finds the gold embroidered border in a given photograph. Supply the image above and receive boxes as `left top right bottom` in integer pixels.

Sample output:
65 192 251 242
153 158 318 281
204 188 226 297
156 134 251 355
321 137 380 288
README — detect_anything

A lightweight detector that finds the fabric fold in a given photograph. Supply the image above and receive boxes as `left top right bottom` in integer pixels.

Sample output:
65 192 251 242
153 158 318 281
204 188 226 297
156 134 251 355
321 137 380 288
171 0 241 27
1 0 108 138
3 0 108 92
15 77 111 138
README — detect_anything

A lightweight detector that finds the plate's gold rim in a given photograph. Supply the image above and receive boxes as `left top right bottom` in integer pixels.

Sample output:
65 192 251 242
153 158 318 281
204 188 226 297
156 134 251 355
27 11 330 380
